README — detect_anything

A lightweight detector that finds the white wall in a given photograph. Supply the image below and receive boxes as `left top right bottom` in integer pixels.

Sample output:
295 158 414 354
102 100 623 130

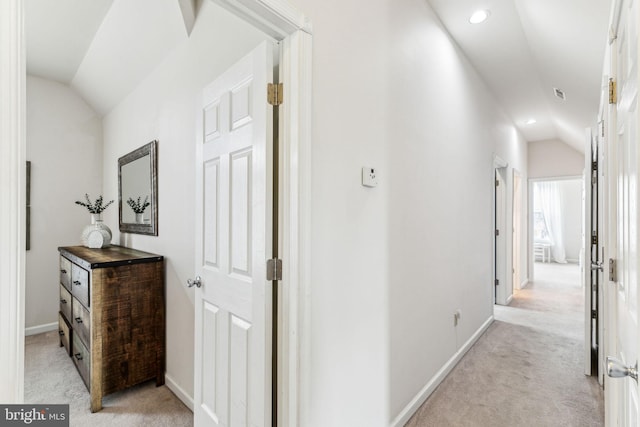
387 0 528 421
25 75 103 330
287 0 529 424
101 1 271 403
529 139 584 178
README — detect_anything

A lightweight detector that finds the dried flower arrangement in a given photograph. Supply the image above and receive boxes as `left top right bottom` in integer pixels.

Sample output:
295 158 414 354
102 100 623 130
75 194 114 214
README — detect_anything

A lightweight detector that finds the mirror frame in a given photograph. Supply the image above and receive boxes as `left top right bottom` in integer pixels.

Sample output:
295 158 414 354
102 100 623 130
118 140 158 235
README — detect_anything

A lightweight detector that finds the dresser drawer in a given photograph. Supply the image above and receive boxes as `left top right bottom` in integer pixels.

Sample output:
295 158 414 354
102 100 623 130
59 285 72 321
58 313 71 357
72 330 90 390
71 263 89 309
59 257 72 292
72 297 90 349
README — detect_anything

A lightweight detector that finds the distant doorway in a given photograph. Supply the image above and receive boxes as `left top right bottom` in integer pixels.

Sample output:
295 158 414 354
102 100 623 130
531 178 583 273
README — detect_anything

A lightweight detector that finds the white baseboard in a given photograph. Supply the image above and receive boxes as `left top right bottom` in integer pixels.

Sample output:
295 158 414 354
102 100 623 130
25 322 58 336
520 279 529 289
165 373 194 412
505 294 513 305
390 316 494 427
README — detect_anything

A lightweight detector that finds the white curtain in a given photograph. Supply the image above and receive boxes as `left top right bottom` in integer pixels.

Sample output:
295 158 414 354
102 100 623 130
534 182 567 263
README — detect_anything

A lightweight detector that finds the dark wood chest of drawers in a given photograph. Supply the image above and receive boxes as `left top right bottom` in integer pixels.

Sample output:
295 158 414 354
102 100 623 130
57 245 165 412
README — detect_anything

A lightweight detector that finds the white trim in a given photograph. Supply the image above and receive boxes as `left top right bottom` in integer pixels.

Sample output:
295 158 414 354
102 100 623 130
165 373 194 412
277 30 313 427
25 322 57 337
520 279 529 289
493 154 508 169
390 316 494 427
529 175 583 182
0 0 26 404
212 0 311 39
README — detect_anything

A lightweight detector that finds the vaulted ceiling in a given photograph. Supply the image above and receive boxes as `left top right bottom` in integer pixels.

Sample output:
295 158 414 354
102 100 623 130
427 0 612 153
27 0 612 152
26 0 195 115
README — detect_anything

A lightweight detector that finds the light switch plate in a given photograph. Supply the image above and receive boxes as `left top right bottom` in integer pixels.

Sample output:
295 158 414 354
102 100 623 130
362 167 378 187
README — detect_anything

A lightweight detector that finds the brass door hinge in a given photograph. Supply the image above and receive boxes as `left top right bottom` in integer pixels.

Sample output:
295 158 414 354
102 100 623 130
266 258 282 281
609 258 617 282
609 78 617 104
268 83 283 106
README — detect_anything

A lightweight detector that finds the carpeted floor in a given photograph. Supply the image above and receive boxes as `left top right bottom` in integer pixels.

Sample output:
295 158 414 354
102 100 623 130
405 262 604 427
24 330 193 427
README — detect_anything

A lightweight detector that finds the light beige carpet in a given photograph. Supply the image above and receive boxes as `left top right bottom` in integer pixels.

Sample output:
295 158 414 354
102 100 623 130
24 330 193 427
406 262 604 427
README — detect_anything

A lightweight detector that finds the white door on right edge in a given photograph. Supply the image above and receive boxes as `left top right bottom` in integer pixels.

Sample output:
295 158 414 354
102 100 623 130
607 0 640 424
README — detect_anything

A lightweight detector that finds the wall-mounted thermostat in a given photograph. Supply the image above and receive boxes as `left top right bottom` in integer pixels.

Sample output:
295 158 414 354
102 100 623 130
362 167 378 187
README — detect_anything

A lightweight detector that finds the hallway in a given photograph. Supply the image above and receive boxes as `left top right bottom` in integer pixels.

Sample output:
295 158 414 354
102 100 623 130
406 263 604 426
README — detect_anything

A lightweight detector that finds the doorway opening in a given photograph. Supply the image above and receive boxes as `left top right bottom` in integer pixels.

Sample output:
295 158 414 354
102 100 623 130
531 178 583 269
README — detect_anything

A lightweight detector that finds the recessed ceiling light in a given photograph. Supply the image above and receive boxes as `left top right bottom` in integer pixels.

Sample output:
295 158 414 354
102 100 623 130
526 119 537 125
469 10 490 24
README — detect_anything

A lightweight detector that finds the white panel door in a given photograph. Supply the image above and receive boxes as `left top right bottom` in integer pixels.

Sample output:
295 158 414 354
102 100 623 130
194 41 274 427
607 0 640 423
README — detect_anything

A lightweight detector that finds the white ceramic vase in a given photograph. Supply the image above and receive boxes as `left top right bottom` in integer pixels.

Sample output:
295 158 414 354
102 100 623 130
81 213 112 248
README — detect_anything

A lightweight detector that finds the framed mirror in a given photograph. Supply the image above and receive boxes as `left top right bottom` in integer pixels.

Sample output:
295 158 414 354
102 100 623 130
118 140 158 235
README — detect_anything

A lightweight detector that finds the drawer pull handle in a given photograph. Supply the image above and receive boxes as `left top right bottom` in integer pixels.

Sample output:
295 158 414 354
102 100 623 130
73 280 81 286
58 330 65 336
60 299 67 304
75 317 83 324
60 269 67 274
74 353 83 361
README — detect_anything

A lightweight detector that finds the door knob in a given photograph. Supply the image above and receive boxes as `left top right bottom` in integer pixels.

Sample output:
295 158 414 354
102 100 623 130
187 276 202 288
591 262 604 272
607 356 638 382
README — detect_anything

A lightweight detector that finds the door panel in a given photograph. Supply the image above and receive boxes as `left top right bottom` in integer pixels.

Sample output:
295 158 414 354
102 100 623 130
608 0 640 423
194 41 274 427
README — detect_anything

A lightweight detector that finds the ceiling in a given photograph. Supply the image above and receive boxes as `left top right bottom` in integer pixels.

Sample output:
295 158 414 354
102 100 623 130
26 0 612 150
427 0 612 152
26 0 193 115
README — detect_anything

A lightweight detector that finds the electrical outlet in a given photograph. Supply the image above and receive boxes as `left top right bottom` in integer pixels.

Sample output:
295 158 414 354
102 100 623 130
362 167 378 187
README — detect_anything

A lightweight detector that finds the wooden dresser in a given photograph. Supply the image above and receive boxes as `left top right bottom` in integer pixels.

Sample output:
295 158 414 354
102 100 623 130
57 245 165 412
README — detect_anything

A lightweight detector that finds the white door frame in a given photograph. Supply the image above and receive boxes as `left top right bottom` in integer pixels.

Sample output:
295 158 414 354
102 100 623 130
0 1 313 425
493 155 508 306
604 34 620 427
512 169 522 291
495 168 507 305
0 0 26 404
